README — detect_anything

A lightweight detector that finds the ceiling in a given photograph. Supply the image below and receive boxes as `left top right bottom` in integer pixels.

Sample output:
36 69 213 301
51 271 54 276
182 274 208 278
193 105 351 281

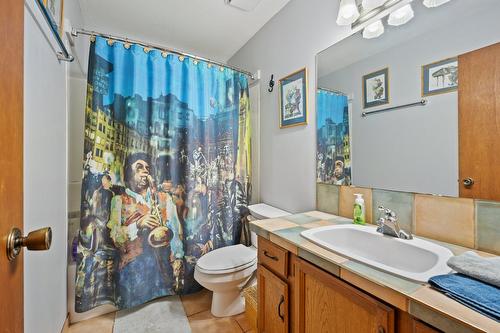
77 0 290 63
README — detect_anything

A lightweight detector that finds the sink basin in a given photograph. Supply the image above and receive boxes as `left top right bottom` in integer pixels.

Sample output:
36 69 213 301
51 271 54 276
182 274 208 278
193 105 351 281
301 225 453 282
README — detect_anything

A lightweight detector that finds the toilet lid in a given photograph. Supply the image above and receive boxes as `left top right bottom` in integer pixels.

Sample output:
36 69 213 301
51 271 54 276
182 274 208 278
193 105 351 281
196 244 257 274
248 203 291 219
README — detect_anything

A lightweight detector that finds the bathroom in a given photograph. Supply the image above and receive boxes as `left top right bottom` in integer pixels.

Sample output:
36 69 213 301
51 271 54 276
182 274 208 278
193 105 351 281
1 0 499 332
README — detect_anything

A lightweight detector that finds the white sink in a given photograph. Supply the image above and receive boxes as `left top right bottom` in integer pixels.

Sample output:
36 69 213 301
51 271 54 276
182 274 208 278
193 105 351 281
301 225 453 282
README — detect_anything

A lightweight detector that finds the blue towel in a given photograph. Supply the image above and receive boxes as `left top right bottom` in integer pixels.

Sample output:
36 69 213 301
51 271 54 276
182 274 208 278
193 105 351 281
429 273 500 322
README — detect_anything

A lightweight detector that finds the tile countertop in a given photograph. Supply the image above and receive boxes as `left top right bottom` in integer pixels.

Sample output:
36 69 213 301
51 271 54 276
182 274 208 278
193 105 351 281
249 210 500 333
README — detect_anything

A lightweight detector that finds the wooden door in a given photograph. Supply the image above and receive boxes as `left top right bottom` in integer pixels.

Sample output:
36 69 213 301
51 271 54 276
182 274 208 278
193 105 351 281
458 42 500 201
296 258 394 333
0 0 24 331
258 265 289 333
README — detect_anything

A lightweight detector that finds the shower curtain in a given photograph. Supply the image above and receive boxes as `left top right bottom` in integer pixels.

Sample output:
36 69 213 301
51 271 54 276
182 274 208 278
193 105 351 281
316 89 351 185
75 36 251 312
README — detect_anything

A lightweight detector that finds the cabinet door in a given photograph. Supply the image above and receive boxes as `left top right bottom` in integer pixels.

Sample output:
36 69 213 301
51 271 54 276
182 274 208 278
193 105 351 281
296 258 395 333
258 265 289 333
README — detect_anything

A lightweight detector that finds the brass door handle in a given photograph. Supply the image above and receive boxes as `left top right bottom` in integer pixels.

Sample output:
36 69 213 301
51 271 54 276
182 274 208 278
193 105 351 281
6 227 52 261
463 177 474 188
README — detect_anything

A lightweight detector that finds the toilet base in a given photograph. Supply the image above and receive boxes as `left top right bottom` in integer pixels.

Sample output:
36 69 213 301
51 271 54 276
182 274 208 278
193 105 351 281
211 289 245 317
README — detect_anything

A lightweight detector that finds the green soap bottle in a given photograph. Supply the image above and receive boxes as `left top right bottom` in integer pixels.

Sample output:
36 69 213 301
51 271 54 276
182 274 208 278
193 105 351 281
353 193 366 225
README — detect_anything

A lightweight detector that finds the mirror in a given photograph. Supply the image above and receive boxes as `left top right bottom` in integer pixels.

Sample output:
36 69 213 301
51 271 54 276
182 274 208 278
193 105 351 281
316 0 500 197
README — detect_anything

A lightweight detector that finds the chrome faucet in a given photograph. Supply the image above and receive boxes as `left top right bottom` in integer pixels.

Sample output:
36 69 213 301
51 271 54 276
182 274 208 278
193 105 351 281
376 206 413 240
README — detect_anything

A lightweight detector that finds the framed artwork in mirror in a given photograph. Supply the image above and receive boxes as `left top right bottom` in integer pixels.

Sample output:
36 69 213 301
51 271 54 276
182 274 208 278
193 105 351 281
422 57 458 97
362 68 389 109
279 68 308 128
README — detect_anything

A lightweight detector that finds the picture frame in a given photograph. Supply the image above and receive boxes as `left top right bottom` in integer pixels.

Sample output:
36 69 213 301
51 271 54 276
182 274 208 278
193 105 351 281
362 67 389 109
279 68 308 128
422 57 458 97
43 0 65 36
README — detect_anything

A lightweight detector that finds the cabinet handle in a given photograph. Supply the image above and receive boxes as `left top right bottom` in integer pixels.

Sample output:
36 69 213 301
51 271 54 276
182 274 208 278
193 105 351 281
277 295 285 322
264 250 279 261
377 326 385 333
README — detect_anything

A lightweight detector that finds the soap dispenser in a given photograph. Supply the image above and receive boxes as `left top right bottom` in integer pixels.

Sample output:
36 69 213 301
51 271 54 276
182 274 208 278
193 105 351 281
353 193 366 225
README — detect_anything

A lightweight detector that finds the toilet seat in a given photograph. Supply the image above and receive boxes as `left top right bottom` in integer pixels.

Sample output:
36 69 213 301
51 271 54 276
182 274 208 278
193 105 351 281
196 244 257 274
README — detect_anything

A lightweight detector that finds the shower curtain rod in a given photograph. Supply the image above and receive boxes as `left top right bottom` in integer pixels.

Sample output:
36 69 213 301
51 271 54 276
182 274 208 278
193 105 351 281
71 28 255 80
318 87 346 96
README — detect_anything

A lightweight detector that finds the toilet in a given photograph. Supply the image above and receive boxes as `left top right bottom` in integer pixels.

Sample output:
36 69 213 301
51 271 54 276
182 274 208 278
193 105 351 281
194 203 291 317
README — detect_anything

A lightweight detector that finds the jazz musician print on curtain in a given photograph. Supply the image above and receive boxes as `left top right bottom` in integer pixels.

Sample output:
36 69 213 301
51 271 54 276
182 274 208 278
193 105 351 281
75 36 251 312
316 89 351 185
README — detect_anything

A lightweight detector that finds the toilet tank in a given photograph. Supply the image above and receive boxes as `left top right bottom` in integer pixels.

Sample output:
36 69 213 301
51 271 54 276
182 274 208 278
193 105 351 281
248 204 291 248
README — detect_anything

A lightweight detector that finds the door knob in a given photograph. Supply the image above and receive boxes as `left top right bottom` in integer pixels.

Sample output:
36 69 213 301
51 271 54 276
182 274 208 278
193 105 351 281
463 177 474 188
6 227 52 261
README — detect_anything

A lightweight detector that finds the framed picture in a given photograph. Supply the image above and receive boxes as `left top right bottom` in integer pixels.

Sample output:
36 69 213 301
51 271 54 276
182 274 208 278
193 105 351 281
422 57 458 96
43 0 65 36
279 68 308 128
362 67 389 109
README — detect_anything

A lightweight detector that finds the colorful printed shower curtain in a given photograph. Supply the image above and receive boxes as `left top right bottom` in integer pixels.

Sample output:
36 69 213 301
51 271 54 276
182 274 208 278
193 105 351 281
75 36 251 312
316 89 351 185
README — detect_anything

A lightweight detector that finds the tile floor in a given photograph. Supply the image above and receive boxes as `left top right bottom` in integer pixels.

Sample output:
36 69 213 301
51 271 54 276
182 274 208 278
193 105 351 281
67 289 253 333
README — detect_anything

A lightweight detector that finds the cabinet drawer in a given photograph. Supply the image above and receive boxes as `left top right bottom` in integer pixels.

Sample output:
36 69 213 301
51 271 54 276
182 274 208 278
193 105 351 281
258 236 288 278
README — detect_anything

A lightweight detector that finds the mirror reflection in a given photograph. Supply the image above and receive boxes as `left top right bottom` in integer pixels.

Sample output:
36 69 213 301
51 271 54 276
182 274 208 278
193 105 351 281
316 0 500 199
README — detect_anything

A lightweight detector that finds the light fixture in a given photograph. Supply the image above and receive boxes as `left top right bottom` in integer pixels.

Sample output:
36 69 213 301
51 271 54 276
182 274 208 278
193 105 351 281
363 20 385 39
388 4 414 26
336 0 361 26
362 0 387 12
423 0 450 8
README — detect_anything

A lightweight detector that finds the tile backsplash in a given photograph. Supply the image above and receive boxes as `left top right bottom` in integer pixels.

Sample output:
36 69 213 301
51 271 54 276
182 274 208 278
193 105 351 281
475 200 500 254
316 183 339 215
372 189 414 233
339 186 373 223
414 195 475 248
317 184 500 254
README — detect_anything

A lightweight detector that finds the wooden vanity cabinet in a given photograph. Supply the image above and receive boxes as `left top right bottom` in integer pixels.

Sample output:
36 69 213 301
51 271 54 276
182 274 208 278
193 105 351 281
294 257 395 333
257 236 395 333
258 265 289 333
396 308 442 333
256 236 443 333
412 321 441 333
257 237 293 333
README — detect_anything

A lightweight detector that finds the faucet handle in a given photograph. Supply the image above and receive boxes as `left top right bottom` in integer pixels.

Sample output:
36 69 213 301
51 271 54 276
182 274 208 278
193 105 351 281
378 206 397 218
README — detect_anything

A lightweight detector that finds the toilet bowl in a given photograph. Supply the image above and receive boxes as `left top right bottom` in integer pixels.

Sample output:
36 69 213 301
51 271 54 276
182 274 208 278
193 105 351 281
194 244 257 317
194 203 291 317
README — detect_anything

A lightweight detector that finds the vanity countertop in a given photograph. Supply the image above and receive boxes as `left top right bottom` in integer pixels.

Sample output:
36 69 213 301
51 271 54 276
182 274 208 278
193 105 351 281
250 210 500 333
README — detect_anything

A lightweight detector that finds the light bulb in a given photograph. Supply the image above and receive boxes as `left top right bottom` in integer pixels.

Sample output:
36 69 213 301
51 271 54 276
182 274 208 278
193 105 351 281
362 0 387 11
363 20 385 39
388 4 414 26
423 0 451 8
336 0 360 26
